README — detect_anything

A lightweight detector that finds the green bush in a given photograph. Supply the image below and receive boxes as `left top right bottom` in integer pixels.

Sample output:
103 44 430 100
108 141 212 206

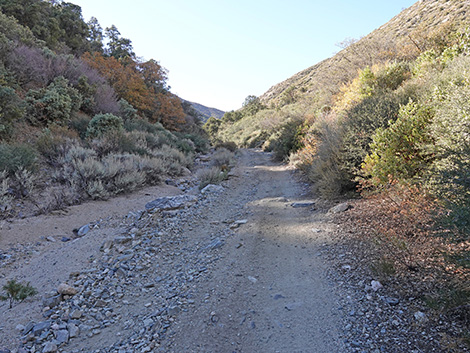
174 132 210 153
362 100 434 187
0 279 37 308
340 92 408 179
0 143 37 176
26 76 82 126
264 118 305 161
69 113 92 139
426 58 470 232
0 85 24 140
86 113 124 139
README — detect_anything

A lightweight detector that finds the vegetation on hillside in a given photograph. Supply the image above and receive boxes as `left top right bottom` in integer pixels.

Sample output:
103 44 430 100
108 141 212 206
0 0 209 218
210 0 470 344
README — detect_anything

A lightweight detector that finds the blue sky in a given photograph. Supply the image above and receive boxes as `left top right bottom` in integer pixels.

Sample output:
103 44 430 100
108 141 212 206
71 0 417 111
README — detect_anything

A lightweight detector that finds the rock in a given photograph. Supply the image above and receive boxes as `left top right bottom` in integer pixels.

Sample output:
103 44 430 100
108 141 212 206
33 321 51 336
291 201 315 208
57 283 78 296
22 322 34 335
61 237 71 242
311 228 322 233
385 297 400 306
143 318 154 328
285 302 303 311
328 202 350 213
67 323 79 338
247 276 258 284
70 309 83 319
371 280 383 292
167 306 180 316
43 295 61 308
205 238 224 250
200 184 224 194
414 311 427 323
42 342 57 353
145 195 198 211
234 219 248 225
46 236 56 242
101 240 113 252
77 224 91 236
55 329 69 344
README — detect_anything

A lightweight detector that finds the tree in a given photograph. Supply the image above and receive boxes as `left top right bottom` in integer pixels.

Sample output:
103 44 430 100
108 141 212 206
104 25 135 60
87 16 104 53
242 95 264 116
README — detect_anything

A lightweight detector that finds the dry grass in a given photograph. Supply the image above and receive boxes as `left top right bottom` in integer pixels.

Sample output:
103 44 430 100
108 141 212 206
332 185 469 349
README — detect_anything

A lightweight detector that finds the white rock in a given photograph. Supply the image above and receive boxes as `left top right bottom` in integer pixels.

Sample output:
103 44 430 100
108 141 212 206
201 184 224 194
371 280 383 292
414 311 427 323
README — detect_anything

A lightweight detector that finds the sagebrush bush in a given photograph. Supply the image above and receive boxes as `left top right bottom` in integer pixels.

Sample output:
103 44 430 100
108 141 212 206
197 166 228 190
0 171 13 215
210 148 234 168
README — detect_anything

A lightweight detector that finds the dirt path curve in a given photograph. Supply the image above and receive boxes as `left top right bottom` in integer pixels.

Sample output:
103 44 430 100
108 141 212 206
159 149 345 352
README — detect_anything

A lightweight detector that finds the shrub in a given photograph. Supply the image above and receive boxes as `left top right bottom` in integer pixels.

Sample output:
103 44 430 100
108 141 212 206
426 60 470 232
36 126 78 166
210 148 234 168
0 143 37 176
214 141 237 152
86 113 123 139
0 171 13 215
175 132 210 153
197 166 228 190
264 118 305 161
362 100 434 188
0 279 37 308
26 76 82 126
340 92 408 179
69 113 92 139
0 85 24 140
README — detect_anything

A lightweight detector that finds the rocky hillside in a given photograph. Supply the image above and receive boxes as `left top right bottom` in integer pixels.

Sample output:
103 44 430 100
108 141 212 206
186 100 225 122
260 0 470 107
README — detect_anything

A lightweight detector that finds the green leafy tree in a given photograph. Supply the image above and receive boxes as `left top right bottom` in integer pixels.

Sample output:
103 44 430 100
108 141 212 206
0 279 37 308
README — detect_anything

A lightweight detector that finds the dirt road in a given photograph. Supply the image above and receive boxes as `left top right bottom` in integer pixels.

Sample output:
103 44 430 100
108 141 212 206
160 149 345 352
0 149 346 352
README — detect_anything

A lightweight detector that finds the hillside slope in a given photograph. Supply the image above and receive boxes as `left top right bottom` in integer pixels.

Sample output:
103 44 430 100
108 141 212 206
260 0 470 108
185 100 225 122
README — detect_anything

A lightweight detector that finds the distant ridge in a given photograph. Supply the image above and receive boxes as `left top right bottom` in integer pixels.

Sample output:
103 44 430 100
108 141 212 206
185 100 225 122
